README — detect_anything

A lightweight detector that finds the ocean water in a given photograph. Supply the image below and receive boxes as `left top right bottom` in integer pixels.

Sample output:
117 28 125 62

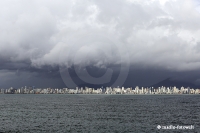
0 94 199 133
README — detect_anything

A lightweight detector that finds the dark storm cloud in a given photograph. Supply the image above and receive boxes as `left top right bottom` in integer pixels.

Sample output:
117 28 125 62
1 0 200 88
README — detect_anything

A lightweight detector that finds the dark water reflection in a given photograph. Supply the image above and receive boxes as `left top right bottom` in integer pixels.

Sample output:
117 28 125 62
0 94 199 133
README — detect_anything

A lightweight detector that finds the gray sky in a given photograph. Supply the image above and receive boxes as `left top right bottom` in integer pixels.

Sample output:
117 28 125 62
1 0 200 88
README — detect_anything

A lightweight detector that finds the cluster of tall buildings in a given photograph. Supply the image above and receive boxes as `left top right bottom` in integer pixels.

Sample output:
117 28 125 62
0 86 200 94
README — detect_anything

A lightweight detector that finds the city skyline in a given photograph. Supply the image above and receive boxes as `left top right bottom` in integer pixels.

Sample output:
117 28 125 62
1 85 200 95
1 1 200 132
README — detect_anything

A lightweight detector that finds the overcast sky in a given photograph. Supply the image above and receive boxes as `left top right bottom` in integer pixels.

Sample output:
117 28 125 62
1 0 200 88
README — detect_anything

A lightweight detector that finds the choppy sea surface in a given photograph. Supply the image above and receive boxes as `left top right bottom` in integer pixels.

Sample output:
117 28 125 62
0 94 199 133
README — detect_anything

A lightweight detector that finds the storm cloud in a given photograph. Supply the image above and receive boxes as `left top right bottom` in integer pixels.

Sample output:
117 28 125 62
1 0 200 88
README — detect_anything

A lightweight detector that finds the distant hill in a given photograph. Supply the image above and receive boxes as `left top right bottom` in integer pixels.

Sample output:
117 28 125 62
76 78 199 89
150 78 197 88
